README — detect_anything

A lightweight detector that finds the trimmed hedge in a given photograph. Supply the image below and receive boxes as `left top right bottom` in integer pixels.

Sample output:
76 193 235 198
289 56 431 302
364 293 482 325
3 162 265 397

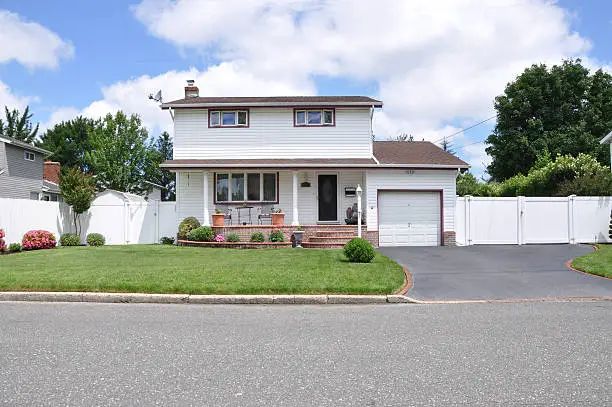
188 226 214 242
343 238 376 263
178 217 201 239
8 243 21 253
60 233 81 246
86 233 105 246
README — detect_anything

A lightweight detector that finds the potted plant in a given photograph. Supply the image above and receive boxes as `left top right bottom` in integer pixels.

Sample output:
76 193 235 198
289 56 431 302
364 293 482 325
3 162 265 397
293 225 304 248
211 209 225 227
271 208 285 226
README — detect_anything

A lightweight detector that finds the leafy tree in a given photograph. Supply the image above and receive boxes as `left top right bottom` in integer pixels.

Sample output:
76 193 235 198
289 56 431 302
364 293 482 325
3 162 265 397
150 131 175 201
456 171 480 196
37 116 95 171
59 167 96 237
84 111 157 195
0 106 39 143
486 59 612 181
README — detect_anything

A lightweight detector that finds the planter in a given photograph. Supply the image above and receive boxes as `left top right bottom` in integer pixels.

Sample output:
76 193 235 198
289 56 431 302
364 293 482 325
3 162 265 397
271 213 285 226
211 213 225 227
292 230 304 248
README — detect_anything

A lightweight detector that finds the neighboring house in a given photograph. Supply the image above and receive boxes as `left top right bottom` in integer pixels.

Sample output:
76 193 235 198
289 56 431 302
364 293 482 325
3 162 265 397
160 81 469 247
0 136 52 200
42 161 62 201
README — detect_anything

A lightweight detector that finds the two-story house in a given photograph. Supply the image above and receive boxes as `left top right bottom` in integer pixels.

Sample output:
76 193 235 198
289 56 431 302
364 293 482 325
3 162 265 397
0 136 53 200
160 81 468 247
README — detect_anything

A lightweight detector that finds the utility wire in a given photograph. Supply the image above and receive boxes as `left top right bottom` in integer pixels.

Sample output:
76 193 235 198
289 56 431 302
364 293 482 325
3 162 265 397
431 115 496 145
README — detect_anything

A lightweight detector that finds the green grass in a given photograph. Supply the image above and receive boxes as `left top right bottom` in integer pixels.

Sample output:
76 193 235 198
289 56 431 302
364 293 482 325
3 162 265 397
571 244 612 279
0 245 405 295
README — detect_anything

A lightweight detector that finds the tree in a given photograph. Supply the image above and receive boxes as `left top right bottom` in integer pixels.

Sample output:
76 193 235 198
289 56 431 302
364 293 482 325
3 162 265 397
84 111 158 195
456 171 480 196
0 106 39 143
60 167 96 237
37 117 95 171
486 59 612 181
150 131 175 201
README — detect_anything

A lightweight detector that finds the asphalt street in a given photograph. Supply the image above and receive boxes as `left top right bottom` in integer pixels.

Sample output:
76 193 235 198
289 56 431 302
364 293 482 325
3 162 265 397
1 301 611 406
379 245 612 300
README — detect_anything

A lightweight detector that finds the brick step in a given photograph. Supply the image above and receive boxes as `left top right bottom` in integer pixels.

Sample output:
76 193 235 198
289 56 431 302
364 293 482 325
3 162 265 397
308 236 355 243
313 231 357 237
302 242 347 249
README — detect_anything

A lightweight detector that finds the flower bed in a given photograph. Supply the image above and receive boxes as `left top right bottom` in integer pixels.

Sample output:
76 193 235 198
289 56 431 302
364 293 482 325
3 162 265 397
178 240 292 249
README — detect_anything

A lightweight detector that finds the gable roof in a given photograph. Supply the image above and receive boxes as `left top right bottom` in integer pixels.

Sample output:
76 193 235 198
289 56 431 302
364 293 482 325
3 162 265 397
373 141 469 167
0 136 52 155
600 131 612 144
161 96 383 109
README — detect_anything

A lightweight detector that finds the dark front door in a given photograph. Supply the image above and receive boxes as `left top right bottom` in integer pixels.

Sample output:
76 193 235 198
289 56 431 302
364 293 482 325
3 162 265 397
318 175 338 221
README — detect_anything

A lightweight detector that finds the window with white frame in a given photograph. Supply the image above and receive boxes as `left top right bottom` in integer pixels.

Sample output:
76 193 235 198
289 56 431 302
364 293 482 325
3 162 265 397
295 109 334 126
209 110 249 127
24 151 35 161
215 172 277 203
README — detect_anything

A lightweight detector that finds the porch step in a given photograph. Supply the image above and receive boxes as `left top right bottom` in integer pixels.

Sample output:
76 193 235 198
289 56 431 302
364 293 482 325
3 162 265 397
302 242 347 249
308 236 356 243
313 230 357 237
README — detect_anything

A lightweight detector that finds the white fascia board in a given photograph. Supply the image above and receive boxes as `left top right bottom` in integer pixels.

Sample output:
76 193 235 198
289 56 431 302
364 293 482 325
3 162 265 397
161 101 383 109
0 136 52 155
600 131 612 144
161 163 469 169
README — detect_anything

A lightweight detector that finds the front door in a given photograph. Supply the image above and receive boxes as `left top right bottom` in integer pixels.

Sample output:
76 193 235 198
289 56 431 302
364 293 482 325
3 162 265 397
318 175 338 222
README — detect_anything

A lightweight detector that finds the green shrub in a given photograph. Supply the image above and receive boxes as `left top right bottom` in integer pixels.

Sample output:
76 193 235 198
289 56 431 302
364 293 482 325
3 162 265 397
250 232 265 242
8 243 21 253
343 238 376 263
187 226 214 242
60 233 81 246
178 217 201 239
269 229 284 242
226 233 241 242
160 236 175 245
86 233 105 246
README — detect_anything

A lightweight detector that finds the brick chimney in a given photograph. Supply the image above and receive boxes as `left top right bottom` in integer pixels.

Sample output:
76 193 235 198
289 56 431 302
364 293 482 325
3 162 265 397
184 79 199 98
43 161 61 184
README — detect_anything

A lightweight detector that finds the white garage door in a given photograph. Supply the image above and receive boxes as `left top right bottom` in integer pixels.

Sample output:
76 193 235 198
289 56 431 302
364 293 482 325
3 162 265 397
379 191 441 246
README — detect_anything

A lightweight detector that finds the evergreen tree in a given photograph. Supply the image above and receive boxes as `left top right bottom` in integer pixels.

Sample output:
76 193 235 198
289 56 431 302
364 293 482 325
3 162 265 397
0 106 39 143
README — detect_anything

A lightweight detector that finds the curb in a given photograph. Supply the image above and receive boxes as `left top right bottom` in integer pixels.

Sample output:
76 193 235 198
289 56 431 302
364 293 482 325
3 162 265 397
402 296 612 304
566 244 612 281
0 292 417 305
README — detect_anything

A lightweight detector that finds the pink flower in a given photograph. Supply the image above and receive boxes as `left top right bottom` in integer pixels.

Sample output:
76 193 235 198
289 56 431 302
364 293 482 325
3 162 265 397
214 234 226 242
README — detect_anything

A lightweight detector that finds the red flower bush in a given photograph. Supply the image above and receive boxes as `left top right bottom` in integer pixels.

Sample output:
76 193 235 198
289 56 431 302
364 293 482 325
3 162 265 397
0 229 5 252
22 230 57 251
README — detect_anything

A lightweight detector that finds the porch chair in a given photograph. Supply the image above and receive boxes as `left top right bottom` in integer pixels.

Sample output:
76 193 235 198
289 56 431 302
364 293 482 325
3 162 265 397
258 205 274 225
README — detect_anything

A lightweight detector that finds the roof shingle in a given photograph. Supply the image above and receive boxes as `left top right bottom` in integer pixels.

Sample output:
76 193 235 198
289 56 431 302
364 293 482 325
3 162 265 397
373 141 468 167
162 96 382 108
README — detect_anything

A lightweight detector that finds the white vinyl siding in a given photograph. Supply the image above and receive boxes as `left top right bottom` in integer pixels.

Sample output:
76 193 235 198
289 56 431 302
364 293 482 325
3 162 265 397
173 107 372 159
379 191 441 246
366 169 457 235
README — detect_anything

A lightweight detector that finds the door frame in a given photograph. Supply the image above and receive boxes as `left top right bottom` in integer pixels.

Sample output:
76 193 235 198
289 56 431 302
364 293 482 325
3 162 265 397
376 189 444 246
316 172 340 223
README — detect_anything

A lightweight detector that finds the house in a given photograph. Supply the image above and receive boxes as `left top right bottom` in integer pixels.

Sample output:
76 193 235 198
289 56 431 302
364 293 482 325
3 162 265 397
0 136 52 200
159 81 469 247
600 130 612 172
42 161 62 201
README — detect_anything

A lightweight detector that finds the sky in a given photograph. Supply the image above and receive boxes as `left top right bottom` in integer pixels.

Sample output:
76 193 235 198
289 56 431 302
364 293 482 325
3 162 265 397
0 0 611 177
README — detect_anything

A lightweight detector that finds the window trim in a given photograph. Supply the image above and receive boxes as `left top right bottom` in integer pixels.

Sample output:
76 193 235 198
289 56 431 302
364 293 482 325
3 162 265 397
24 151 36 161
294 108 335 127
208 109 250 128
214 172 279 204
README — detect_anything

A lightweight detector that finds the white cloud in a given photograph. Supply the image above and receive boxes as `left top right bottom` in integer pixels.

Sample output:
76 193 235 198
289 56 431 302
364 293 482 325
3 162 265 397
0 80 36 112
0 10 74 70
44 61 315 133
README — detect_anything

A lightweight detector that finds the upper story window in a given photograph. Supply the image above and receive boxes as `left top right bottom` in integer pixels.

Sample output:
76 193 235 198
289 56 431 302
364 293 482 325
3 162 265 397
294 109 335 126
24 151 35 161
209 110 249 128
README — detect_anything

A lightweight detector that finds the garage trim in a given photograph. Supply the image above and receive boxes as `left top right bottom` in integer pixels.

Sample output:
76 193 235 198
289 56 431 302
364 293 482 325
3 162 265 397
376 189 444 246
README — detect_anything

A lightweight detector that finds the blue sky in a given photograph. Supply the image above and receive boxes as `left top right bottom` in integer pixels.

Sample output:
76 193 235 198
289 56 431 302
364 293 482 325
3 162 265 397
0 0 610 177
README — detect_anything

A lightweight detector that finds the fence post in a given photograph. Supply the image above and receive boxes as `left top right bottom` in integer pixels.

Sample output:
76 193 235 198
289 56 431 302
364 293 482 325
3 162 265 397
517 196 524 245
568 195 576 244
465 195 472 246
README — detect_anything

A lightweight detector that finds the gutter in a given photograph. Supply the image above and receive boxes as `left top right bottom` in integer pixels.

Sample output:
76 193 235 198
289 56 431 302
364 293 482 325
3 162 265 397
160 163 470 170
161 101 383 109
0 136 52 156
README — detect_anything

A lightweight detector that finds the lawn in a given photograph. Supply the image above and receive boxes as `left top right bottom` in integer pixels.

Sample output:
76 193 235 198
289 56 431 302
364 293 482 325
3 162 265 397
571 244 612 279
0 245 405 295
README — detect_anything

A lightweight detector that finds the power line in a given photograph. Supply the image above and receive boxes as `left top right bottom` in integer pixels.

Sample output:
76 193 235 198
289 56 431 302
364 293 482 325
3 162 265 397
431 115 496 145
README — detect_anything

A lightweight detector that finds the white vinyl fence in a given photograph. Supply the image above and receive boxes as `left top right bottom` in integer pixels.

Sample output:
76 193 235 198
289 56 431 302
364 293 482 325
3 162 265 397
0 198 177 245
456 196 612 246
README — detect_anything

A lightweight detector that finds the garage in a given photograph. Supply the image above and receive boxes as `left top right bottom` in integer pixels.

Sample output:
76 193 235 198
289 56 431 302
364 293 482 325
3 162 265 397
378 191 442 246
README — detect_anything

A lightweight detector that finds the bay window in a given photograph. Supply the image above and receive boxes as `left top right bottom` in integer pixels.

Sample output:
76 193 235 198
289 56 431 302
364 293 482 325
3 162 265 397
215 172 278 203
294 108 335 126
209 110 249 127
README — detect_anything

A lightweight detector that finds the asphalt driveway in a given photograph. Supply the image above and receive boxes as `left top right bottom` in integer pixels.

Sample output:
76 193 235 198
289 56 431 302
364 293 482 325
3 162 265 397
378 245 612 301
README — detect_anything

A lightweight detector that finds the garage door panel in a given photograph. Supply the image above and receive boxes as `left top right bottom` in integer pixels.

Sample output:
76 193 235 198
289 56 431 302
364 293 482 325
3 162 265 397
379 191 441 246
